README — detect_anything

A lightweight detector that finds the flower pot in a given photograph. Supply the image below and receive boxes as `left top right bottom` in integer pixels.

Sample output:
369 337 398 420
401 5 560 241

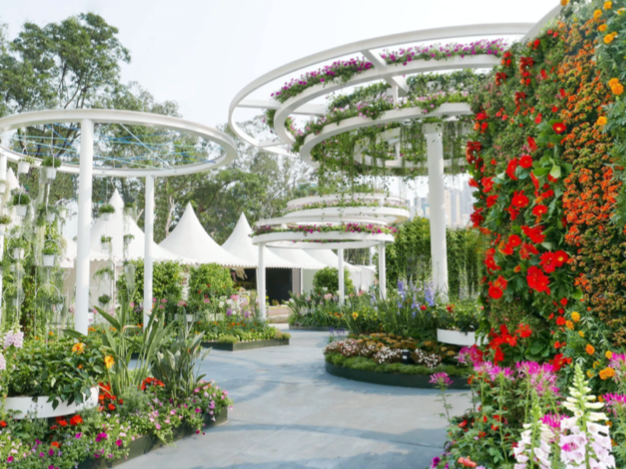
17 161 30 174
436 328 478 347
46 213 55 223
101 213 111 222
43 255 56 267
46 167 57 180
0 225 6 236
4 386 98 420
15 205 27 217
13 248 24 260
58 208 67 219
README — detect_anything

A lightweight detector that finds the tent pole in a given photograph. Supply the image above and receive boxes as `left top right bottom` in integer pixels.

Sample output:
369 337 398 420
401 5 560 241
258 243 266 319
338 248 344 304
378 243 387 300
75 119 94 335
143 175 155 328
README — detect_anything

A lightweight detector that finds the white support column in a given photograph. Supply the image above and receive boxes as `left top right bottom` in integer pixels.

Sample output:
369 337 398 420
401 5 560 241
75 119 94 335
143 175 155 328
258 243 266 319
378 243 387 299
424 123 448 302
338 248 345 304
0 149 6 319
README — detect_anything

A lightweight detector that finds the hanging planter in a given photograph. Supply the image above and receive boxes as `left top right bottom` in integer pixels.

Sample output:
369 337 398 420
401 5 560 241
43 254 56 267
0 215 10 236
17 157 34 175
94 266 114 282
13 248 24 260
42 156 62 181
12 192 30 218
98 203 115 221
101 235 112 254
46 212 56 223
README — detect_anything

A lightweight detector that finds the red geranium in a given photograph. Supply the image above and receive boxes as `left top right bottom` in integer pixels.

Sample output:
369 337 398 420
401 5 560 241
540 252 559 273
507 234 522 248
527 137 538 152
482 177 494 193
511 191 529 209
469 178 479 188
506 158 519 180
519 242 539 259
486 195 498 208
69 415 83 426
556 316 566 326
519 155 533 168
532 204 548 219
516 323 532 338
526 266 550 294
554 250 570 267
550 353 572 371
521 225 545 244
552 122 567 134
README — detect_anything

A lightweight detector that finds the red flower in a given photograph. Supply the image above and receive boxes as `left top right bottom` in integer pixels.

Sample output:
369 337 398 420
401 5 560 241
520 242 539 259
552 106 559 113
486 195 499 208
552 122 566 134
108 404 116 411
560 298 568 307
506 158 519 180
0 421 7 428
540 252 559 273
51 442 60 449
526 266 550 294
511 191 529 209
527 137 538 152
482 177 494 193
420 305 427 311
470 207 484 228
468 178 479 188
519 155 533 168
532 204 548 218
507 234 522 248
556 316 566 326
516 323 532 338
476 111 488 121
534 113 542 124
484 248 501 273
550 353 572 371
488 285 504 299
493 347 505 363
521 225 545 244
69 415 83 426
554 250 570 267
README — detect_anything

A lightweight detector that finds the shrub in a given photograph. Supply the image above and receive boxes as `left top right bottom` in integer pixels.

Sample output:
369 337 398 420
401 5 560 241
189 263 234 301
116 259 183 307
216 335 238 344
313 266 354 294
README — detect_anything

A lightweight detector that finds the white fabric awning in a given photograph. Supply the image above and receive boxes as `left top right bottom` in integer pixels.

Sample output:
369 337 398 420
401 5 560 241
269 247 327 270
160 203 253 268
221 213 298 269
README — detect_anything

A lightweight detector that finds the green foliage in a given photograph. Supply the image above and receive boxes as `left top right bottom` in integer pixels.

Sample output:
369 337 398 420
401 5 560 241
11 192 30 205
42 156 61 168
0 214 11 224
312 266 354 294
324 353 469 377
188 263 234 303
98 204 115 214
216 335 238 344
384 217 483 299
116 259 183 307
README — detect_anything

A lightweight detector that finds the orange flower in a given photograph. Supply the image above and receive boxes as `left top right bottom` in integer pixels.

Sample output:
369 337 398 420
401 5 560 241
604 32 618 44
69 415 83 426
586 344 596 355
51 442 60 449
597 116 607 126
594 9 603 19
605 1 612 9
566 320 574 330
561 0 569 4
72 342 85 354
599 24 608 32
572 312 580 322
104 355 115 369
599 367 615 380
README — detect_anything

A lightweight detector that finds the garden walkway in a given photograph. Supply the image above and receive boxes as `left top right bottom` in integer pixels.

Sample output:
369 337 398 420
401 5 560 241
118 330 471 469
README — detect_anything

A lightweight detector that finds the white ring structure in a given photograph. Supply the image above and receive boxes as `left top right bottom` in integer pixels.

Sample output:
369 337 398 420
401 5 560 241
252 231 394 250
0 109 237 177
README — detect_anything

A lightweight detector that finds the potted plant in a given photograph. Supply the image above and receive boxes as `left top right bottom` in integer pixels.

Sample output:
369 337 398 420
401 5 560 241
11 238 27 260
94 266 114 282
42 156 62 180
58 205 68 220
98 294 111 306
0 214 11 235
435 302 481 346
17 156 35 174
124 201 136 217
98 204 115 221
101 235 113 254
12 192 30 217
42 243 58 267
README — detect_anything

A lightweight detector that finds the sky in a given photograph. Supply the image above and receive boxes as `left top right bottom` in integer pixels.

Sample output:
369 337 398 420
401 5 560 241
2 0 556 128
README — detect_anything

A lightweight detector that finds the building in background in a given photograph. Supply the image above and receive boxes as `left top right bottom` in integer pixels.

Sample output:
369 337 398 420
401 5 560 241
408 182 476 228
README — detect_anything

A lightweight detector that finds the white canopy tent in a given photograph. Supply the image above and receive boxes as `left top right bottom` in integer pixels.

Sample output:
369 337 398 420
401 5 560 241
159 203 252 267
221 213 298 269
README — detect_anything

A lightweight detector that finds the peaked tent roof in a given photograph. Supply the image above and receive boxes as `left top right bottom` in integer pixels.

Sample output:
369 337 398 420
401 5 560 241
269 247 327 270
159 203 253 267
221 213 298 269
89 190 196 264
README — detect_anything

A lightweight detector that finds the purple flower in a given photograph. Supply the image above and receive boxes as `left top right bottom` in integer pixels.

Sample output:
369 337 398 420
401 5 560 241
429 372 452 387
95 432 108 442
75 433 82 439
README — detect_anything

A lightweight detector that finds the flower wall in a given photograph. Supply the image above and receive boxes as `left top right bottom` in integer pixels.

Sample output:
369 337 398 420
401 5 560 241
469 0 626 364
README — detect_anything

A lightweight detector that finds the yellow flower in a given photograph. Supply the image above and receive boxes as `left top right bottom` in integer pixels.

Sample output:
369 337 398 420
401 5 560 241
561 0 569 5
594 9 603 19
599 24 608 32
606 351 614 359
587 370 595 378
597 116 608 126
593 360 600 369
72 342 85 354
605 1 613 9
571 312 580 322
619 7 626 15
604 32 618 44
579 330 585 338
586 344 596 355
104 355 115 369
566 320 574 330
352 312 359 320
599 367 615 380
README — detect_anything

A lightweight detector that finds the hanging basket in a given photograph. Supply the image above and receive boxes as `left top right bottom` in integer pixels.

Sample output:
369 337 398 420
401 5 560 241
46 213 56 223
46 167 57 181
43 255 56 267
0 225 6 236
15 205 27 217
0 181 6 194
101 213 111 222
17 161 30 174
13 248 24 260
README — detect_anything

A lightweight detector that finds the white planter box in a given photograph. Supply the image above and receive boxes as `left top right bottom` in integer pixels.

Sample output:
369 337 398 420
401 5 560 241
437 328 478 347
46 213 56 223
17 161 30 174
46 167 57 180
5 386 98 420
15 205 27 217
43 255 56 267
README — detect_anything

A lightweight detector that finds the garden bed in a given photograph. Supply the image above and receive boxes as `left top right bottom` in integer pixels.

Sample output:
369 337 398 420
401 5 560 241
77 409 228 469
325 361 469 389
201 338 289 351
288 325 331 331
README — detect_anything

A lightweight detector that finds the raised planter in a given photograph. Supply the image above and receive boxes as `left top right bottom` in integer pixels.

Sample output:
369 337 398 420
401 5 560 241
325 361 469 390
77 409 228 469
5 386 99 419
202 338 289 351
437 329 478 347
289 325 332 331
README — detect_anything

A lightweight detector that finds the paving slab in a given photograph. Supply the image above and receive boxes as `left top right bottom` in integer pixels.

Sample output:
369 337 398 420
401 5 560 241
118 330 470 469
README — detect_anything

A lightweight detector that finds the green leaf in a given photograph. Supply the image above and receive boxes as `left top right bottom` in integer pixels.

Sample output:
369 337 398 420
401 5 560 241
550 165 562 179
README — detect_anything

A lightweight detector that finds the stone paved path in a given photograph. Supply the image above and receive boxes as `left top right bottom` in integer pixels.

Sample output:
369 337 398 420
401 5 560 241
118 330 470 469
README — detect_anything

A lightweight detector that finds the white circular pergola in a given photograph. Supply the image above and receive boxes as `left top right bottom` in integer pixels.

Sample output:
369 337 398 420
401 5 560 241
230 11 561 301
0 109 237 334
251 193 409 318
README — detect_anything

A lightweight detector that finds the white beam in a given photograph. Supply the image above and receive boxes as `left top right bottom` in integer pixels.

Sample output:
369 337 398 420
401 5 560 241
362 50 409 95
143 175 155 328
75 119 94 335
424 123 448 302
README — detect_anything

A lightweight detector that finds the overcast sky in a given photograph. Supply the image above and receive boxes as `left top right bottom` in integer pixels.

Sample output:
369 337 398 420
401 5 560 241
3 0 556 129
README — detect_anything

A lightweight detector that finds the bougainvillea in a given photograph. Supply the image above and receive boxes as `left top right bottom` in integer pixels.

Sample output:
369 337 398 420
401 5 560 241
467 0 626 360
